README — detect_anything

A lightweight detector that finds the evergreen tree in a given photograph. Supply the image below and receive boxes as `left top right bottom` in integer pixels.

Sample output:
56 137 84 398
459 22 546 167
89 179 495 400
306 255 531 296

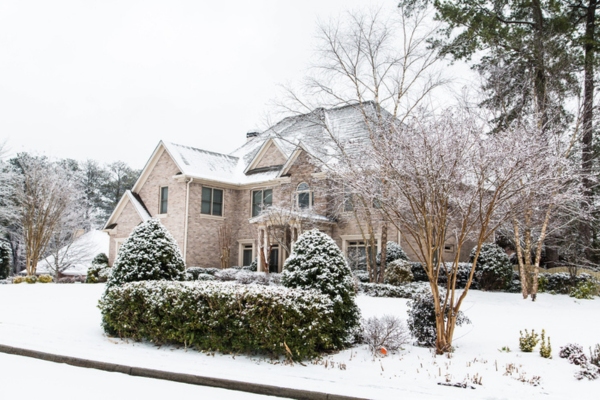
106 219 186 289
0 240 11 279
281 229 360 348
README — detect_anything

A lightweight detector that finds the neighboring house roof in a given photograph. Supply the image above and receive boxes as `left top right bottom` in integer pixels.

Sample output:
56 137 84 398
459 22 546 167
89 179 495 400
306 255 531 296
102 190 151 230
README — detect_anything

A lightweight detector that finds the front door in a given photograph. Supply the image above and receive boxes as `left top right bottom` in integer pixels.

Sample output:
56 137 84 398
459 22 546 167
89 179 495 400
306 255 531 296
269 246 279 273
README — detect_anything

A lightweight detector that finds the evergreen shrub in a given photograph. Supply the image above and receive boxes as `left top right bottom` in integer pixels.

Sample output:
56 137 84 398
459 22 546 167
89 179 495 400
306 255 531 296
87 253 111 283
377 241 408 265
12 276 25 284
384 259 413 285
25 275 37 284
538 272 596 295
281 229 361 348
519 329 540 352
106 219 186 289
38 274 53 283
569 280 599 299
470 243 512 291
0 241 11 280
407 291 470 347
99 281 336 360
353 270 370 283
358 282 429 299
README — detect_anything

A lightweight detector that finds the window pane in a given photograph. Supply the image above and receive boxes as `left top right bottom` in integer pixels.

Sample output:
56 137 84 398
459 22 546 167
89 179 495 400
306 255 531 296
264 189 272 206
212 189 223 216
252 190 262 217
243 248 253 266
201 187 212 214
298 192 310 208
160 187 168 214
297 182 309 191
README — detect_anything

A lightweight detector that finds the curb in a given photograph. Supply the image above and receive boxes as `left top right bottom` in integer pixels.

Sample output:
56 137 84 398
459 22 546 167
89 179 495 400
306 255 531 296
0 344 370 400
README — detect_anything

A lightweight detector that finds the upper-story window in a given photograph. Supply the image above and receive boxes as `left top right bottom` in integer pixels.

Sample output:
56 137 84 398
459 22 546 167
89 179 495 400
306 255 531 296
296 182 313 209
252 189 272 217
201 187 223 216
159 187 168 214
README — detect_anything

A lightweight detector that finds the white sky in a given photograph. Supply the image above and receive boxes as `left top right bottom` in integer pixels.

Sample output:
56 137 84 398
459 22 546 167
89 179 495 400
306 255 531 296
0 0 467 169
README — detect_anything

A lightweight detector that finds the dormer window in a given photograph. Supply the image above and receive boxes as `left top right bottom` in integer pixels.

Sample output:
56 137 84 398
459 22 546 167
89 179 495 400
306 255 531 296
296 182 313 209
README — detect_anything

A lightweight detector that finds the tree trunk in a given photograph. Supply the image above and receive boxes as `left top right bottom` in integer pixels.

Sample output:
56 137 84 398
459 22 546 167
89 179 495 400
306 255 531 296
378 224 388 283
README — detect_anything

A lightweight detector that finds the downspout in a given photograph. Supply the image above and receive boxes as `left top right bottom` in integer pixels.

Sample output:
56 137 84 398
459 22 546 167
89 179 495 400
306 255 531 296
183 177 193 263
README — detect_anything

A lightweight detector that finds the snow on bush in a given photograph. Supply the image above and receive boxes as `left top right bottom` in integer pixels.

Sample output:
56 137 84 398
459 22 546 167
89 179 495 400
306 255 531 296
281 229 361 348
0 240 11 280
353 270 370 283
407 291 470 347
99 281 337 360
361 315 410 354
377 241 409 265
384 259 414 285
358 282 430 299
87 253 110 283
559 342 600 380
470 243 513 291
105 219 186 289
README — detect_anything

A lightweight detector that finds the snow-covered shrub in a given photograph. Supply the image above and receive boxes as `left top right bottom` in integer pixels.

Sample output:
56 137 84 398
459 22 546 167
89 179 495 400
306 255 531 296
538 272 596 295
407 291 470 347
384 259 413 285
519 329 540 352
38 274 53 283
215 268 240 281
106 219 186 289
353 270 370 283
249 258 258 272
361 315 410 354
590 344 600 368
559 343 584 359
87 253 111 283
196 273 216 281
25 275 37 284
377 241 409 265
185 267 209 281
99 281 336 360
569 280 599 299
470 243 512 291
0 240 12 280
12 276 25 284
281 229 361 348
57 277 76 284
359 282 430 298
410 262 428 282
575 364 600 380
539 330 551 358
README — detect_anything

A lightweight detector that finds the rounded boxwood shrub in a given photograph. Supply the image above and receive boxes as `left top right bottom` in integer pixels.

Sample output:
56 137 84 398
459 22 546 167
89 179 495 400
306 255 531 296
0 241 11 280
384 259 414 286
407 291 470 347
87 253 110 283
38 274 53 283
469 243 512 291
106 219 186 290
377 241 409 265
281 229 360 348
99 281 336 360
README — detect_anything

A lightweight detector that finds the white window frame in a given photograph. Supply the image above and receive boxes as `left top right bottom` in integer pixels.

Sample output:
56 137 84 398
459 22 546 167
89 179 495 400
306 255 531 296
296 182 313 209
238 240 255 267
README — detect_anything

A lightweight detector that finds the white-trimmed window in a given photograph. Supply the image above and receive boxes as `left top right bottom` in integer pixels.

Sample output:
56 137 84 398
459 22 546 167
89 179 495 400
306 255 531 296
201 187 223 216
159 186 168 214
252 189 272 217
296 182 313 209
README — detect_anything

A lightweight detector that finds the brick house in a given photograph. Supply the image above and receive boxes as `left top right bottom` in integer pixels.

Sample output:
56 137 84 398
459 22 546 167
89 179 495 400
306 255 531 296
103 103 467 271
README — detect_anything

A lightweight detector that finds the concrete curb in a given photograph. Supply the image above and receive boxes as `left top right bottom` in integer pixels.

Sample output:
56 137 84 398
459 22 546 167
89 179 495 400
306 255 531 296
0 344 370 400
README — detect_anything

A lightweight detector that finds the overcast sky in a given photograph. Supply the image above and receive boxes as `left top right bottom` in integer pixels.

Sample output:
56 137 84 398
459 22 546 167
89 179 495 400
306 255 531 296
0 0 466 169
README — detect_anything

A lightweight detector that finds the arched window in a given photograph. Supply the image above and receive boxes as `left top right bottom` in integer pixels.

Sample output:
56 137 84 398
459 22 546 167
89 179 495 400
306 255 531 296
296 182 312 209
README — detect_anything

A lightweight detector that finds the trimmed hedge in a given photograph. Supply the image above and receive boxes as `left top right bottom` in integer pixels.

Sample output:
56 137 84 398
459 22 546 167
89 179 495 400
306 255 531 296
358 282 430 299
99 281 337 360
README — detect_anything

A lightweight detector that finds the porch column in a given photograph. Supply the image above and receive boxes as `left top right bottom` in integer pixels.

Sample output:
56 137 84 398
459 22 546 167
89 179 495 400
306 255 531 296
257 224 265 272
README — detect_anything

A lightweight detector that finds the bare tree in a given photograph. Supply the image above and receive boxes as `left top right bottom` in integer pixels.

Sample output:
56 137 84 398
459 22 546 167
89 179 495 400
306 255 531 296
13 154 82 276
218 222 233 270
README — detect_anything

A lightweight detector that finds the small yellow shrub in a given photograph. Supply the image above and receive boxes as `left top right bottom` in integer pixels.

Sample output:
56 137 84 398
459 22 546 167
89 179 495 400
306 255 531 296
38 275 53 283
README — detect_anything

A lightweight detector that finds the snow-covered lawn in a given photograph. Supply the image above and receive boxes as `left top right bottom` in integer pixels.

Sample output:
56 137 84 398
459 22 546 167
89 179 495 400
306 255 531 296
0 284 598 399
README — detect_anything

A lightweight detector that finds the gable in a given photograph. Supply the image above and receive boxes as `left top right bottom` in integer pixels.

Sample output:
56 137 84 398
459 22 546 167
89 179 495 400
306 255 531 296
254 141 287 169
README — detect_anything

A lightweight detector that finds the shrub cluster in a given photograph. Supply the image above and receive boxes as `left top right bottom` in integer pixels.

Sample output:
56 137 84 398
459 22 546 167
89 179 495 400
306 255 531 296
538 272 598 296
12 276 25 284
384 259 413 286
282 229 361 348
407 291 470 347
99 281 336 360
358 282 430 299
352 270 370 283
0 240 11 280
38 274 53 283
559 343 600 380
569 280 599 299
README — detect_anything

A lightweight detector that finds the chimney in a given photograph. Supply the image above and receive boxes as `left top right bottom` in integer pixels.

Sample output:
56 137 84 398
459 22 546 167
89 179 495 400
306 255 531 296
246 130 260 141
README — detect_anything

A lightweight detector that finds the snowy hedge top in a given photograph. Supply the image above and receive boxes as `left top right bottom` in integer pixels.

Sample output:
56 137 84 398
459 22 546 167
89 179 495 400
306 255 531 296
107 219 186 288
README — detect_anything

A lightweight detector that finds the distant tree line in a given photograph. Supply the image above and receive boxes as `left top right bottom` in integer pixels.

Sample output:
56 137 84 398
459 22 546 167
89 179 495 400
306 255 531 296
0 145 140 275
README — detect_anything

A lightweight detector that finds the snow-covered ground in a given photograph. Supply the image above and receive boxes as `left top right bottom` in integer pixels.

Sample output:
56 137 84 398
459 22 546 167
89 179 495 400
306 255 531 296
0 284 598 399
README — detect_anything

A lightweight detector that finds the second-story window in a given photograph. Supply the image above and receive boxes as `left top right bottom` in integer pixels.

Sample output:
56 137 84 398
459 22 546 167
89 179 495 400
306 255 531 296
201 187 223 216
160 187 168 214
296 182 313 209
252 189 272 217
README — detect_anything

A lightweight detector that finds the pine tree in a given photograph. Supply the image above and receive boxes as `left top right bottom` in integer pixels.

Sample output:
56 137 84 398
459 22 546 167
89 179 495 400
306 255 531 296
106 219 186 289
281 229 360 348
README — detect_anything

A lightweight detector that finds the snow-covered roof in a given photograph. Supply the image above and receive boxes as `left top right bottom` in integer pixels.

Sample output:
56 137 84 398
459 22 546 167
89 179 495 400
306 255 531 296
155 103 381 186
37 230 109 276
